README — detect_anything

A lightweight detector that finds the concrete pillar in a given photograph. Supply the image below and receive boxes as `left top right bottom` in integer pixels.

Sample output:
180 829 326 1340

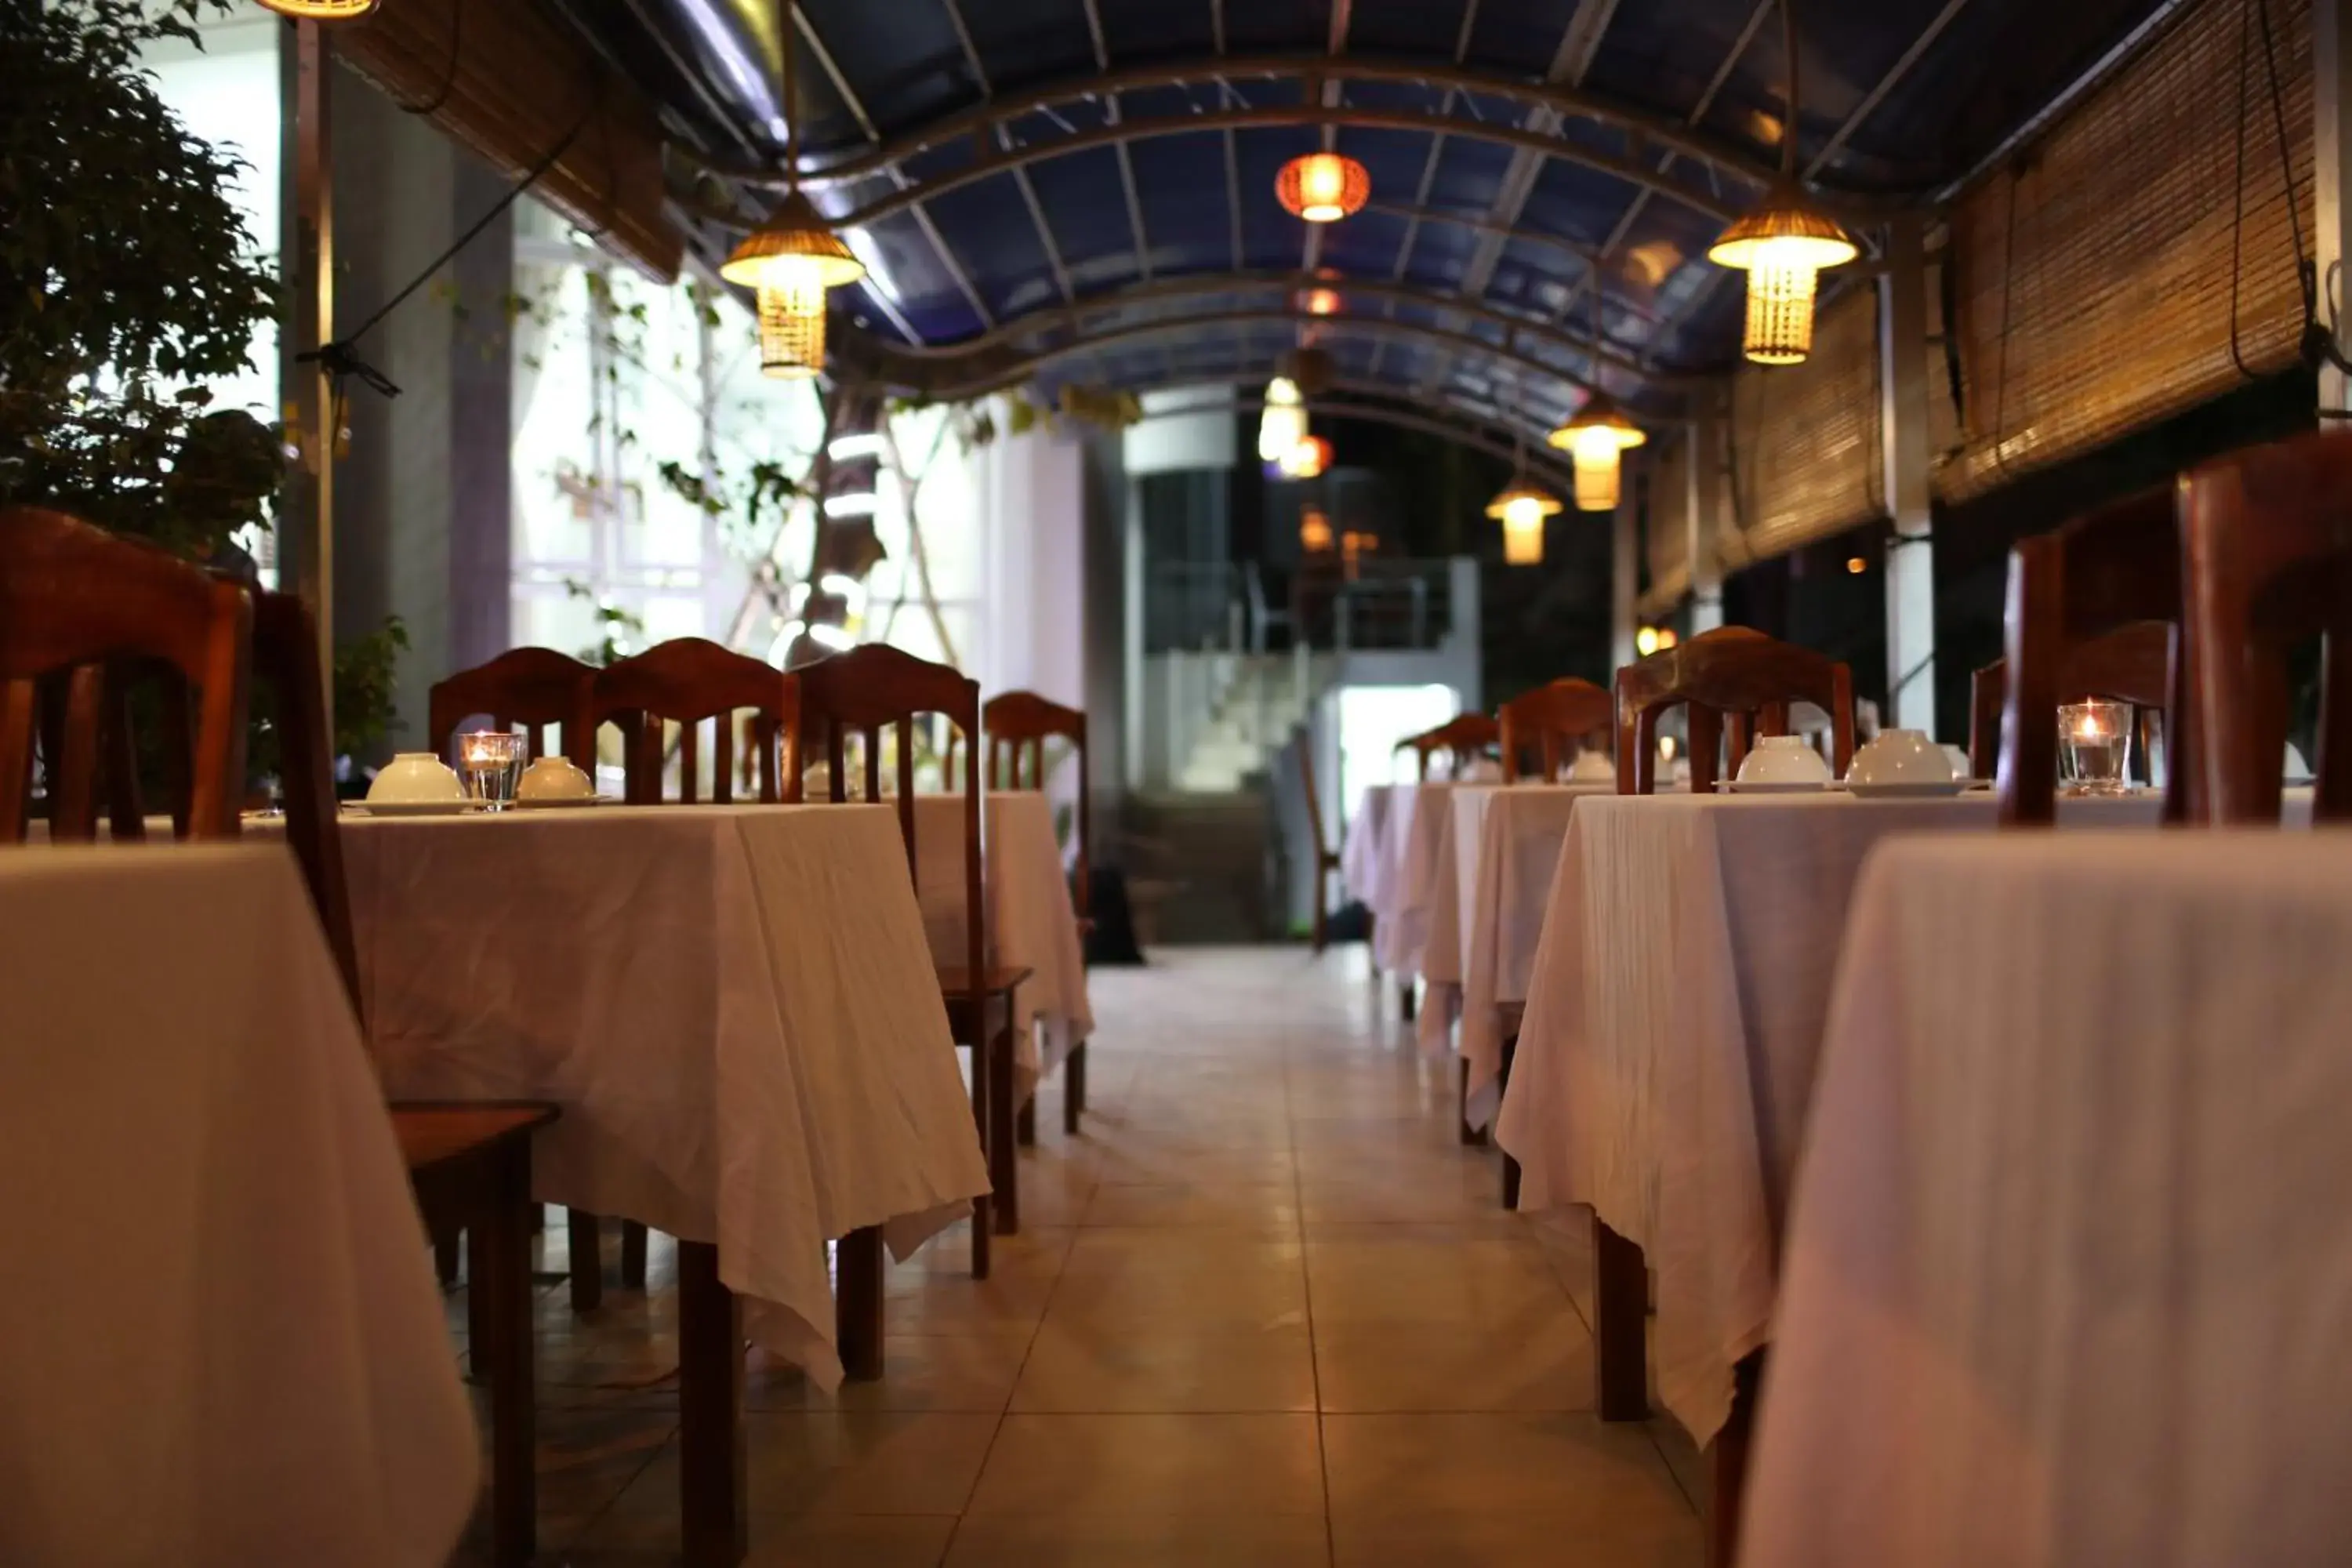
1878 216 1936 734
1610 456 1639 675
1686 405 1725 635
2318 0 2352 413
279 23 335 704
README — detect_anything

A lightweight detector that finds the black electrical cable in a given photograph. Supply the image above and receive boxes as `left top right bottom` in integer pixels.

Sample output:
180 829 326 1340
394 0 461 117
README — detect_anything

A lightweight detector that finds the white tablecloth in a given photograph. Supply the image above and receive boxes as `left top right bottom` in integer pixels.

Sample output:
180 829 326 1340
0 847 477 1567
1743 832 2352 1568
1497 789 2172 1443
345 804 990 1389
911 791 1094 1094
1442 783 1612 1123
1340 782 1396 909
1375 781 1473 979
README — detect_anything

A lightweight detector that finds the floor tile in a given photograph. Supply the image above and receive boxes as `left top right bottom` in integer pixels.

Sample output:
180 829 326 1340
1080 1180 1301 1230
964 1413 1327 1517
1010 1321 1317 1412
942 1512 1330 1566
1314 1317 1595 1412
1323 1411 1694 1523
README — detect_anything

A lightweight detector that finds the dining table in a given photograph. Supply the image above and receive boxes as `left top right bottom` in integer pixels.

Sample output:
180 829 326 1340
1494 786 2306 1447
1740 829 2352 1568
1339 781 1396 918
0 845 480 1567
341 800 991 1563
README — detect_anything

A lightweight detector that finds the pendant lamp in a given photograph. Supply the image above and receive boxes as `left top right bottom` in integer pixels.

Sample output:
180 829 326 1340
255 0 377 15
1276 153 1370 223
720 21 865 377
1258 376 1307 462
1546 394 1646 512
1705 0 1857 365
1485 453 1561 568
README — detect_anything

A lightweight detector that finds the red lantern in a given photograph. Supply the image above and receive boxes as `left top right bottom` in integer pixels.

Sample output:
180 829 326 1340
1276 154 1370 223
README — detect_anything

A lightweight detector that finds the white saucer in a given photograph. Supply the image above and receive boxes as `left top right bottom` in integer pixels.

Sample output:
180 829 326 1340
1842 780 1969 800
350 800 482 817
1722 780 1833 794
515 796 606 810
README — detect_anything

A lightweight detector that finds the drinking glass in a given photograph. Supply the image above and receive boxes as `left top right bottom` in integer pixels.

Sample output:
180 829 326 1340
457 729 529 810
2058 700 2131 796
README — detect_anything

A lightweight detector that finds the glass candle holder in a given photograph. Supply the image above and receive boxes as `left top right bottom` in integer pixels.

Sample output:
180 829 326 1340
2058 699 2131 796
457 729 529 810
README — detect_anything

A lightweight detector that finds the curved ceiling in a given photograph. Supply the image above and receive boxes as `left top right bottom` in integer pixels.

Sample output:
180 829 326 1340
579 0 2179 428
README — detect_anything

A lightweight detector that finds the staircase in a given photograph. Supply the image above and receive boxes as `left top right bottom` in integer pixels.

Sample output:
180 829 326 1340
1160 649 1338 793
1119 789 1277 944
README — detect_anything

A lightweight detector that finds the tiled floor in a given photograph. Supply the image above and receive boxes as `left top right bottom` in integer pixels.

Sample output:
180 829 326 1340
451 947 1703 1566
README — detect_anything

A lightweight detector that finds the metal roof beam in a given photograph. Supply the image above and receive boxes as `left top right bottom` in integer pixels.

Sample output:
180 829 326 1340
1806 0 1976 180
768 56 1795 202
1370 0 1482 383
942 0 1076 312
1079 0 1156 284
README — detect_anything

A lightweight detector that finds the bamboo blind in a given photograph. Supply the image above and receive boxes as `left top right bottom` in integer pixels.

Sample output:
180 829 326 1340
336 0 683 281
1722 283 1884 569
1937 0 2314 502
1643 434 1692 613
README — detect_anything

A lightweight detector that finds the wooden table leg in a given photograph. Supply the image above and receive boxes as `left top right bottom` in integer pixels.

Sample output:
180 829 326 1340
619 1219 648 1289
1458 1057 1489 1147
835 1226 885 1382
1704 1352 1763 1568
1593 1216 1650 1421
1497 1033 1521 1209
567 1209 602 1312
1063 1040 1087 1135
1016 1095 1037 1147
470 1145 536 1568
679 1240 746 1568
1399 980 1417 1022
989 1017 1020 1235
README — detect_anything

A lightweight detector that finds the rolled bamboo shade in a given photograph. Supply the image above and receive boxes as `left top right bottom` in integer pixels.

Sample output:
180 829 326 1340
334 0 683 281
1721 284 1884 570
1643 434 1692 613
1936 0 2314 503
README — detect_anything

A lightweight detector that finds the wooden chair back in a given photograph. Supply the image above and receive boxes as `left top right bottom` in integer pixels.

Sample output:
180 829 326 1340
584 637 796 805
1498 678 1613 782
1613 626 1854 794
428 648 597 771
1396 713 1501 780
789 643 984 987
0 506 252 843
1998 488 2185 825
251 590 364 1013
981 691 1088 924
2179 430 2352 822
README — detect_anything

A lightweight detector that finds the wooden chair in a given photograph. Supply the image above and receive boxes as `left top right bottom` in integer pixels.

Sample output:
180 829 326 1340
249 591 554 1568
1973 625 2173 808
427 646 597 771
0 510 550 1567
1396 712 1501 780
1613 626 1855 794
572 637 797 1297
1498 677 1613 782
2179 429 2352 822
788 642 1029 1377
981 691 1091 1142
1997 488 2187 825
1296 734 1347 956
426 646 604 1305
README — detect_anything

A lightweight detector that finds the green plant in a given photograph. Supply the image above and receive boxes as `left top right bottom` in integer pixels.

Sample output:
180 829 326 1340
564 578 647 667
1 0 408 760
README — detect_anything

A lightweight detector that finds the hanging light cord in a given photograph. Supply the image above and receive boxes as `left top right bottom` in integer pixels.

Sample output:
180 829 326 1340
298 68 605 412
393 0 462 118
1781 0 1800 180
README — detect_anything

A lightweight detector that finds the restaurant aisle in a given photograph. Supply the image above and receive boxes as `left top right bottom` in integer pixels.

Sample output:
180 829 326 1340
454 947 1702 1566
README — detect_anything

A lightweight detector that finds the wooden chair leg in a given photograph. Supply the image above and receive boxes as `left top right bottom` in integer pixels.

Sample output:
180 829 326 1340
966 1031 993 1281
567 1209 603 1312
1399 980 1417 1022
989 1018 1020 1236
1704 1352 1764 1568
619 1220 648 1289
1311 869 1328 954
835 1226 885 1382
470 1145 537 1568
1594 1217 1650 1421
1016 1094 1037 1148
1062 1040 1087 1136
678 1240 746 1568
433 1225 461 1287
1457 1057 1489 1147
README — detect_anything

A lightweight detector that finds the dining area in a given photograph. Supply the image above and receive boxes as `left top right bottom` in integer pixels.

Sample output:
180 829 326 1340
0 504 1097 1567
1338 426 2350 1565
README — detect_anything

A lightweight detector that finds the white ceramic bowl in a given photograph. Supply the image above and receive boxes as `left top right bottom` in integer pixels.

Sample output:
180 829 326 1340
1566 750 1615 783
1846 728 1957 788
516 755 596 804
1736 735 1834 787
368 752 464 805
